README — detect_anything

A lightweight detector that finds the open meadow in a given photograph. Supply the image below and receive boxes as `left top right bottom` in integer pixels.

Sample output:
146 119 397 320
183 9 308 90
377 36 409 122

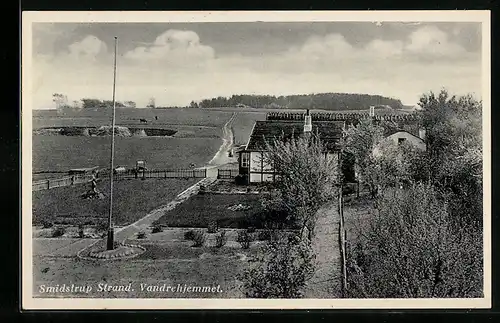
32 178 199 227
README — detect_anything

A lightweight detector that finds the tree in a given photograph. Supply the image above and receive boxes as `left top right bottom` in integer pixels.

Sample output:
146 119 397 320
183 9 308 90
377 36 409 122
81 98 102 109
346 183 482 298
124 101 137 108
418 89 482 228
52 93 70 110
241 232 315 298
262 132 339 240
342 119 385 197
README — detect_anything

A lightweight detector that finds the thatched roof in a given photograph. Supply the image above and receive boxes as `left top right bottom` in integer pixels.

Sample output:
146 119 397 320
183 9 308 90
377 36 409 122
245 120 345 151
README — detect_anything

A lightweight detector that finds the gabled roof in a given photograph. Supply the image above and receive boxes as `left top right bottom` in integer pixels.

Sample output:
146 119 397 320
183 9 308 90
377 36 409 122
384 129 425 142
245 120 345 151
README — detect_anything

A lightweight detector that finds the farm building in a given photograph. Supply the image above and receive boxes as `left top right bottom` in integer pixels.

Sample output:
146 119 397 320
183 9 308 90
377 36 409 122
373 128 426 157
237 110 352 184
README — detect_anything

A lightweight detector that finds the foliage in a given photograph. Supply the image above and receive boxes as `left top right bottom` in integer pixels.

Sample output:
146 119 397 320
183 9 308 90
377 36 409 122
192 230 206 247
346 183 482 298
418 89 482 228
215 230 228 248
207 220 219 233
151 224 163 234
237 231 253 249
136 231 146 239
241 233 315 298
184 230 196 241
196 93 403 111
51 226 66 238
263 132 339 240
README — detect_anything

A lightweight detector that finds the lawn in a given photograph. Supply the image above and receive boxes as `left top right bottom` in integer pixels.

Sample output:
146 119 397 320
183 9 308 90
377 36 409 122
32 178 199 227
155 193 267 229
32 233 264 298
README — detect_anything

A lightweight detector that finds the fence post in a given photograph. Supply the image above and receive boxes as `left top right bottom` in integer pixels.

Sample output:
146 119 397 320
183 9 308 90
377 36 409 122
47 179 50 190
142 169 146 180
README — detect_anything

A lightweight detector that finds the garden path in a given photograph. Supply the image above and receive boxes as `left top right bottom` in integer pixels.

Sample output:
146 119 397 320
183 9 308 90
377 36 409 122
304 201 342 298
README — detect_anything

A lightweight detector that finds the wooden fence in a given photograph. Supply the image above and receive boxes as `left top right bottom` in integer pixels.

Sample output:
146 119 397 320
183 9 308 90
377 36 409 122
111 168 207 180
32 174 93 191
32 168 208 191
338 185 348 297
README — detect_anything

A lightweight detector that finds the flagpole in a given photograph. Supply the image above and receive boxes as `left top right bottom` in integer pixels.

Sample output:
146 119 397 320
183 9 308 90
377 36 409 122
107 36 118 250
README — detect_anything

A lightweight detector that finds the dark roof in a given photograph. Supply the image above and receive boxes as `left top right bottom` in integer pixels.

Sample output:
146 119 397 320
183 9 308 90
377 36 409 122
383 124 421 138
246 120 345 151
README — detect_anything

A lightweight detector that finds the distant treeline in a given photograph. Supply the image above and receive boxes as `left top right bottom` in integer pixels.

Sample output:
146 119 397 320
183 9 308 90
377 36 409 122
81 99 137 109
191 93 404 111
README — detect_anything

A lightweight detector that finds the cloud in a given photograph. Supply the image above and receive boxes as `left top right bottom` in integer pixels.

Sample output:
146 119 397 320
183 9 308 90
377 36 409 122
67 35 108 61
31 26 481 109
406 26 466 57
124 29 215 63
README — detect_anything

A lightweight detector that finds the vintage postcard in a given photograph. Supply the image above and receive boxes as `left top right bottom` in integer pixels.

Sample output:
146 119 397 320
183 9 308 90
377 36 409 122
22 11 491 310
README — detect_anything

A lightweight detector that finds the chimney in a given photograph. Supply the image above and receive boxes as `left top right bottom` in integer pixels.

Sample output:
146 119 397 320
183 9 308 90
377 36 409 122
419 128 426 140
369 106 375 117
304 109 312 133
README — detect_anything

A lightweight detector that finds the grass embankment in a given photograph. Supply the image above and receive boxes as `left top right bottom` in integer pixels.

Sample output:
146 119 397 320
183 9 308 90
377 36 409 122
32 178 198 227
155 193 266 229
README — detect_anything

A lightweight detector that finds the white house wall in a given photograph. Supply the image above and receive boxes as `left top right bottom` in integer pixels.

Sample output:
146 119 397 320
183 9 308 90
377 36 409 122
373 132 426 157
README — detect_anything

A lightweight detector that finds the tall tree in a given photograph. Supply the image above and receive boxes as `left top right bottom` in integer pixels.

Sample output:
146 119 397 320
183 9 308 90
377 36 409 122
262 132 339 240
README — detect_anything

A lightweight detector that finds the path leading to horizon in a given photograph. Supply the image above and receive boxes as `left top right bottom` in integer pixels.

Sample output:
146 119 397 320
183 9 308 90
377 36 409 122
304 202 342 298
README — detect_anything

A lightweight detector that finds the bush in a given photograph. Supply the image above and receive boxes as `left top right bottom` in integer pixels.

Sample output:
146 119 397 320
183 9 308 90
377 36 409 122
184 230 196 241
78 225 85 238
237 231 253 249
41 220 54 229
247 226 256 233
137 231 146 239
215 230 228 248
257 230 272 241
151 224 163 234
346 183 483 298
207 220 219 233
192 230 206 247
51 226 66 238
241 232 315 298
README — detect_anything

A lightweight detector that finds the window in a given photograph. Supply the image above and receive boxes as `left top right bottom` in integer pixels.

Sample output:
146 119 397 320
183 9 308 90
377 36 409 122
241 152 250 168
398 138 406 145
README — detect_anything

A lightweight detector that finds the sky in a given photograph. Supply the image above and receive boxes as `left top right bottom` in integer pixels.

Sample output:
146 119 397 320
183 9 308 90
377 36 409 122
31 21 482 109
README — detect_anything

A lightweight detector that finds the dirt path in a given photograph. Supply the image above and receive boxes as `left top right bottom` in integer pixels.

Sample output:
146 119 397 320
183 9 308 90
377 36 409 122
304 202 342 298
207 112 237 166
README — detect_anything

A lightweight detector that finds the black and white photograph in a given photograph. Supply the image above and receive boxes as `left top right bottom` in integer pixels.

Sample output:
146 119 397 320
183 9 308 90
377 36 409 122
21 11 491 309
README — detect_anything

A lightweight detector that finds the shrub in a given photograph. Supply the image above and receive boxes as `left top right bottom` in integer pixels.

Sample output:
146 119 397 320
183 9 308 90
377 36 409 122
237 231 253 249
41 220 54 229
346 183 483 298
207 220 219 233
78 225 85 238
192 230 206 247
247 226 256 233
215 230 228 248
137 231 146 239
52 226 66 238
257 230 272 241
184 230 196 241
241 232 315 298
151 224 163 234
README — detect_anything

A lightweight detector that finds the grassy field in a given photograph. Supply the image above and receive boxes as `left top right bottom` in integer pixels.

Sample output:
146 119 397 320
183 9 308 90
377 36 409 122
32 178 198 227
155 193 267 229
32 108 267 172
